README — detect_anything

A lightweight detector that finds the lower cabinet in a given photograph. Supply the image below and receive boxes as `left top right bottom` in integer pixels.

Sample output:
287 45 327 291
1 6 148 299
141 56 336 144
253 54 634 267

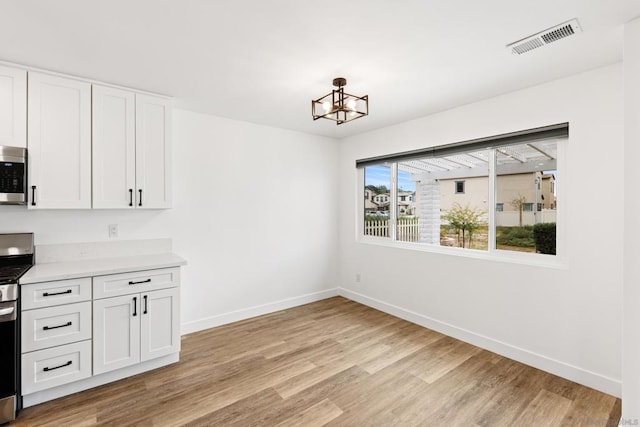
93 287 180 375
21 267 181 404
22 340 92 395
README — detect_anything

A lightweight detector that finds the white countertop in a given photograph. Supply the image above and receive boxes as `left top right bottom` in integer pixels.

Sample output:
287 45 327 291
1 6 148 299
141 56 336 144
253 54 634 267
19 253 187 284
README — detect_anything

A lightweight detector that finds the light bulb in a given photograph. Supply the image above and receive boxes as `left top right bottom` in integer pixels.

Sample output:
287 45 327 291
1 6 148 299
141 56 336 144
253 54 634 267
322 101 332 112
347 99 357 110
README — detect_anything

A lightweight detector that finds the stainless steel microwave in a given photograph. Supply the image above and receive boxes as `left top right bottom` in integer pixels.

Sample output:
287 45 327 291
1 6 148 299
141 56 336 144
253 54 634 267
0 146 27 205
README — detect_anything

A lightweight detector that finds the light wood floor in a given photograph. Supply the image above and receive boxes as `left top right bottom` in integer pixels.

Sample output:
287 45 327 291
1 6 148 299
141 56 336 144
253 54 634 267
14 297 620 426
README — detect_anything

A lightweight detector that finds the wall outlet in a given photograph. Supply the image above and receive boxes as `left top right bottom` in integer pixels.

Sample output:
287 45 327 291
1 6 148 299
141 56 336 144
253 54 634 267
356 273 361 283
108 224 118 239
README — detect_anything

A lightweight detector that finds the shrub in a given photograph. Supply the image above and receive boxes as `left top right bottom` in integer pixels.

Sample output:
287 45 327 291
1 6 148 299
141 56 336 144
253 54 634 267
495 226 535 248
533 222 556 255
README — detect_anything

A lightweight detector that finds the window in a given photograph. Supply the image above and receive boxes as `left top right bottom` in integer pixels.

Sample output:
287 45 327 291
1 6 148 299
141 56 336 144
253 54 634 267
358 124 564 258
364 164 391 238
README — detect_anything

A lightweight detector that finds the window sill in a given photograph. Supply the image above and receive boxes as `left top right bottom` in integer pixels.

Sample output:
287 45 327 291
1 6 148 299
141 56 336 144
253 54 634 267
357 235 567 270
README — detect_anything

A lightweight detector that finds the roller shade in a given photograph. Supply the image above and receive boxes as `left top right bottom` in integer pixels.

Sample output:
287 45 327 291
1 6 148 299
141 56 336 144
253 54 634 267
355 122 568 168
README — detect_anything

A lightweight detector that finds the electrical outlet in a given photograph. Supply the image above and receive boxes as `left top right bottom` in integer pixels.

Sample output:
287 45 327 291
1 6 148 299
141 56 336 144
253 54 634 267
108 224 118 239
356 273 361 283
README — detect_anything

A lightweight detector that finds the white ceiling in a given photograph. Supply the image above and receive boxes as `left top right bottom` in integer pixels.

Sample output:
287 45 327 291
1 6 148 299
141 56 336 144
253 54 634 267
0 1 638 139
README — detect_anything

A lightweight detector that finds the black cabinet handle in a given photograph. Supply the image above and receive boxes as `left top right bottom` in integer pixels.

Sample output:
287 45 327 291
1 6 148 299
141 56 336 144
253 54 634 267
133 296 137 316
138 189 142 207
43 321 72 331
31 185 36 206
129 279 151 285
129 189 133 207
43 289 72 297
43 360 72 372
143 295 148 314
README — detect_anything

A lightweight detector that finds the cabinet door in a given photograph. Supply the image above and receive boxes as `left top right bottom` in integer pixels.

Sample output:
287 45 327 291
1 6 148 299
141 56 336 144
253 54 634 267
0 65 26 148
93 294 140 375
141 287 180 362
92 85 136 209
28 72 91 209
135 94 172 209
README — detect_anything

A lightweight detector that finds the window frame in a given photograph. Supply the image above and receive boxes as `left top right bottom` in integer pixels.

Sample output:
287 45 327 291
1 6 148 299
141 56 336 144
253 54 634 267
356 138 567 269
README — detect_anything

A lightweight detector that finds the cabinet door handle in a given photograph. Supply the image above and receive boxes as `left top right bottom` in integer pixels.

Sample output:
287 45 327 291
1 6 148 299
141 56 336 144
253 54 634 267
133 296 137 317
31 185 36 206
43 360 72 372
129 279 151 285
143 295 148 314
43 289 72 297
138 189 143 207
129 189 133 207
43 321 72 331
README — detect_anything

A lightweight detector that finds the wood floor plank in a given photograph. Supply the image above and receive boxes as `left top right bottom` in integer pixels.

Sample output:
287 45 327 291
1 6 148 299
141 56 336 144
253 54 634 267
275 398 343 427
513 389 573 427
13 297 621 427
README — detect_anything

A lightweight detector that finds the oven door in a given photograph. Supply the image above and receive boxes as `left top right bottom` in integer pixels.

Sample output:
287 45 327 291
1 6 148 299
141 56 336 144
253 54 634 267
0 146 27 205
0 300 17 423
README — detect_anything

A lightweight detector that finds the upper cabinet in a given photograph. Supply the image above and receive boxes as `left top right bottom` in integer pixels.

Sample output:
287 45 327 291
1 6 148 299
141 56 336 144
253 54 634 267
28 72 92 209
92 86 136 209
0 65 26 148
135 94 172 209
93 88 171 209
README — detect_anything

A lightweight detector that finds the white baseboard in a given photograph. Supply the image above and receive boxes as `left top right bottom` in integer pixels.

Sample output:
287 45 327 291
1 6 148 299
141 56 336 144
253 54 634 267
180 288 339 335
338 287 622 398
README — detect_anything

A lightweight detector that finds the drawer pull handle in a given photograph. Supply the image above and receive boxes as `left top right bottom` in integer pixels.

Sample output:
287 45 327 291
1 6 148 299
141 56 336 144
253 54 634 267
43 360 72 372
43 289 73 297
43 321 72 331
0 307 14 316
129 279 151 285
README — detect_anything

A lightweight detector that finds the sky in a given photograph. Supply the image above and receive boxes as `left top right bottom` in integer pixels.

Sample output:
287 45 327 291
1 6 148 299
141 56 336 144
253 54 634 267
365 165 415 192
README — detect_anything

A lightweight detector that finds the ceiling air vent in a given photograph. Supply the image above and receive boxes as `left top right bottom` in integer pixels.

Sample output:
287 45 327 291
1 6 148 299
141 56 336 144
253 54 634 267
507 19 581 55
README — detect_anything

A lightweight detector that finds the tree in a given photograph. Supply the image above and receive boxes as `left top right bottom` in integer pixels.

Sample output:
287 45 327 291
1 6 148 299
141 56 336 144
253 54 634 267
510 194 526 227
441 203 485 248
365 184 389 194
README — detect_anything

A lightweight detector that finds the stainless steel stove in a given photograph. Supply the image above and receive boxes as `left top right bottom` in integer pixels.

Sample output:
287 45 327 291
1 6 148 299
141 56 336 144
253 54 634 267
0 233 33 424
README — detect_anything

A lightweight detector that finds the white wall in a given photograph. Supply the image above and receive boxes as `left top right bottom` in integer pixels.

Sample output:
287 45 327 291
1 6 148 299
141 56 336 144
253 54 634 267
338 63 624 396
624 17 640 420
0 109 340 332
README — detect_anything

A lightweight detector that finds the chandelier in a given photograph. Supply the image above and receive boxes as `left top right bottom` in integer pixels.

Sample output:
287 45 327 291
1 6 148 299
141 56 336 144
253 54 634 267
311 77 368 125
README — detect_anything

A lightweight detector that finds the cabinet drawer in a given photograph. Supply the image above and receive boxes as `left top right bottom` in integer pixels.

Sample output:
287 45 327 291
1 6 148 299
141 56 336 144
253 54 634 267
93 267 180 299
22 302 92 353
22 340 92 395
21 278 92 310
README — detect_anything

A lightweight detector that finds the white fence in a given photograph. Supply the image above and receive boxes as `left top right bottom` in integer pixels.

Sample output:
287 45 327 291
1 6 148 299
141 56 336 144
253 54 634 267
364 218 419 242
496 209 556 227
365 211 556 240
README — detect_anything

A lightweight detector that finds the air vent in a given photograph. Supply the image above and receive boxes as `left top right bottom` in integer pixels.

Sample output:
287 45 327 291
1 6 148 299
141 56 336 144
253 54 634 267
507 19 581 55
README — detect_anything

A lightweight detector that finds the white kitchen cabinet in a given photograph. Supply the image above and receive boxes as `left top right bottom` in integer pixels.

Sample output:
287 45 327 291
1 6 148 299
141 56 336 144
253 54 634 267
93 289 179 375
92 89 172 209
0 65 26 148
92 85 136 209
22 301 92 353
27 72 91 209
93 272 180 375
135 94 172 209
141 288 180 361
93 293 141 375
22 340 92 395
